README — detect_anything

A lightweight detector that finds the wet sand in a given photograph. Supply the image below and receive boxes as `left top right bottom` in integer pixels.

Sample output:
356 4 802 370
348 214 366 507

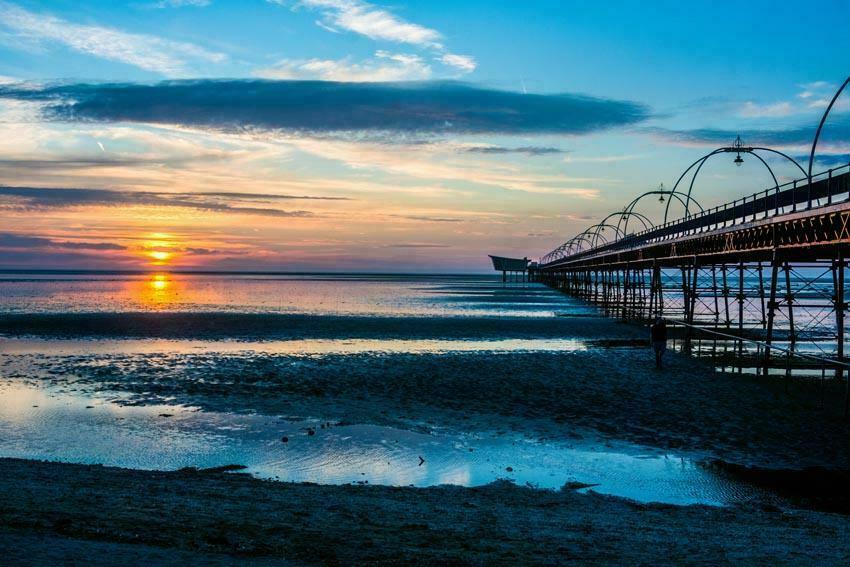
2 308 850 562
1 458 849 565
0 312 634 340
5 324 848 469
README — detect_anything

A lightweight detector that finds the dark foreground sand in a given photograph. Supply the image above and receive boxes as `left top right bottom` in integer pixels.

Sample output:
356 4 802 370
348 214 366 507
1 458 849 565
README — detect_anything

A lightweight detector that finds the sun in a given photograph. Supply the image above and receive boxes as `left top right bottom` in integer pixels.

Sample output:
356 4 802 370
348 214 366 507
148 250 172 264
142 233 178 266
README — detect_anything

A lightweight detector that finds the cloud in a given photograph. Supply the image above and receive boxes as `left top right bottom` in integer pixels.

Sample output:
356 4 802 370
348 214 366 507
385 242 450 248
563 153 645 163
0 232 125 251
439 53 476 73
273 0 475 76
284 0 443 48
255 50 432 82
647 112 850 148
0 1 225 76
154 0 211 7
734 82 848 119
0 80 650 136
394 215 464 222
462 145 564 156
0 186 321 217
739 101 795 118
796 81 846 110
284 136 607 196
793 153 850 167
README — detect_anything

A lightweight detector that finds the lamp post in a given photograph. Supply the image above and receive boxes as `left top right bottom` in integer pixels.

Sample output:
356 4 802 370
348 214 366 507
733 135 745 166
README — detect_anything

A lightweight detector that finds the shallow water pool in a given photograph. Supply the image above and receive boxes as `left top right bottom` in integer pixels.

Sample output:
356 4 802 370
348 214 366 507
0 381 767 507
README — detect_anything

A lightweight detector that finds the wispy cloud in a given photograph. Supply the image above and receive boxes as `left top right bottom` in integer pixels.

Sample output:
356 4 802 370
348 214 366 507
0 1 225 76
0 80 650 136
462 145 565 156
153 0 211 7
735 81 848 119
394 214 464 223
563 153 645 163
385 242 450 248
286 0 442 47
255 50 431 81
739 101 795 118
274 0 476 74
439 53 476 73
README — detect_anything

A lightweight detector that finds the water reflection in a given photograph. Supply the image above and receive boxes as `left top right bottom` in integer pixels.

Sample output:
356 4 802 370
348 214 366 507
0 382 770 506
131 273 178 309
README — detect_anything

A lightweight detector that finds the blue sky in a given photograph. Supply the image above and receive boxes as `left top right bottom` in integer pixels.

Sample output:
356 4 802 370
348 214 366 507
0 0 848 271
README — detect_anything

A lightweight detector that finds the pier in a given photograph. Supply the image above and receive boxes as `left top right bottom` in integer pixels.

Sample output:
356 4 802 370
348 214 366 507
534 78 850 414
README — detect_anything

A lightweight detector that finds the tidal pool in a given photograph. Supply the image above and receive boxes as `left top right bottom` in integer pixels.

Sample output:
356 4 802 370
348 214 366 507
0 381 767 507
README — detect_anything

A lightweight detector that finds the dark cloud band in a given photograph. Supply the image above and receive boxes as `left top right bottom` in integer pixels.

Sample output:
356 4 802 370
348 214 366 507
648 114 850 147
462 146 565 156
0 186 316 217
0 80 650 135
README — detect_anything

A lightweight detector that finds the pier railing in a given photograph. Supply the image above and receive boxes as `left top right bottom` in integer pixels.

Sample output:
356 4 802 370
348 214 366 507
545 163 850 267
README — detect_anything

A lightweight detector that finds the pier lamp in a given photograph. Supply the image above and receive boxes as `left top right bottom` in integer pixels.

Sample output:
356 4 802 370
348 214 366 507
733 135 745 166
657 183 666 203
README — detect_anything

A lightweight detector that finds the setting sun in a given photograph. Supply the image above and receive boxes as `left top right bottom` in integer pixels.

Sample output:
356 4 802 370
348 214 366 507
148 250 172 263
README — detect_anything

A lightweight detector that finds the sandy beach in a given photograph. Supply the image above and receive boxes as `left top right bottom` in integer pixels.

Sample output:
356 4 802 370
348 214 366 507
1 458 849 565
2 281 849 563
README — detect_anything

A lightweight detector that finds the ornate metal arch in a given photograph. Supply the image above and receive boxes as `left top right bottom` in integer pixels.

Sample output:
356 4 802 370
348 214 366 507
584 222 626 248
622 189 703 235
666 144 806 219
808 77 850 183
598 210 654 237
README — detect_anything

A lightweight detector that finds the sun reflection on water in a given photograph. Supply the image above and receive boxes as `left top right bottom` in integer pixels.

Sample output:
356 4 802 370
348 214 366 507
132 273 180 309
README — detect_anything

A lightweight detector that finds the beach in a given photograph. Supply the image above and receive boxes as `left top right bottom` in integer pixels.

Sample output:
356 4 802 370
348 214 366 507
1 274 849 563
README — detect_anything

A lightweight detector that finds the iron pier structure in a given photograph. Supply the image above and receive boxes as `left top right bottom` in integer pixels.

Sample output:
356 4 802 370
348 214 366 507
535 77 850 414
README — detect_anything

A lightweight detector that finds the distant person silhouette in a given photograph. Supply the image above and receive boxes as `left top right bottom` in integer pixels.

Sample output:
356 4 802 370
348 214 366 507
650 316 667 369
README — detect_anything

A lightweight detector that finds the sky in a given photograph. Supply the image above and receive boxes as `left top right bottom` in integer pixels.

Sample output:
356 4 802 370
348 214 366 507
0 0 848 272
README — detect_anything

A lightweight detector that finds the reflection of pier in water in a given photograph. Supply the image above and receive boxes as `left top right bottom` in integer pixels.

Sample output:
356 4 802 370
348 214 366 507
534 77 850 415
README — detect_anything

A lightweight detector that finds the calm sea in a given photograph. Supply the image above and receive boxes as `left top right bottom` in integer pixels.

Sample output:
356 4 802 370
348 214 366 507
0 272 587 318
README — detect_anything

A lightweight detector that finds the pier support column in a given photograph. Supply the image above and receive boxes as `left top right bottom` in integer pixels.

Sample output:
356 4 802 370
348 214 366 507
764 252 780 368
832 253 848 416
758 262 767 329
721 265 731 328
711 266 720 328
784 262 796 347
650 263 663 318
738 261 745 356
